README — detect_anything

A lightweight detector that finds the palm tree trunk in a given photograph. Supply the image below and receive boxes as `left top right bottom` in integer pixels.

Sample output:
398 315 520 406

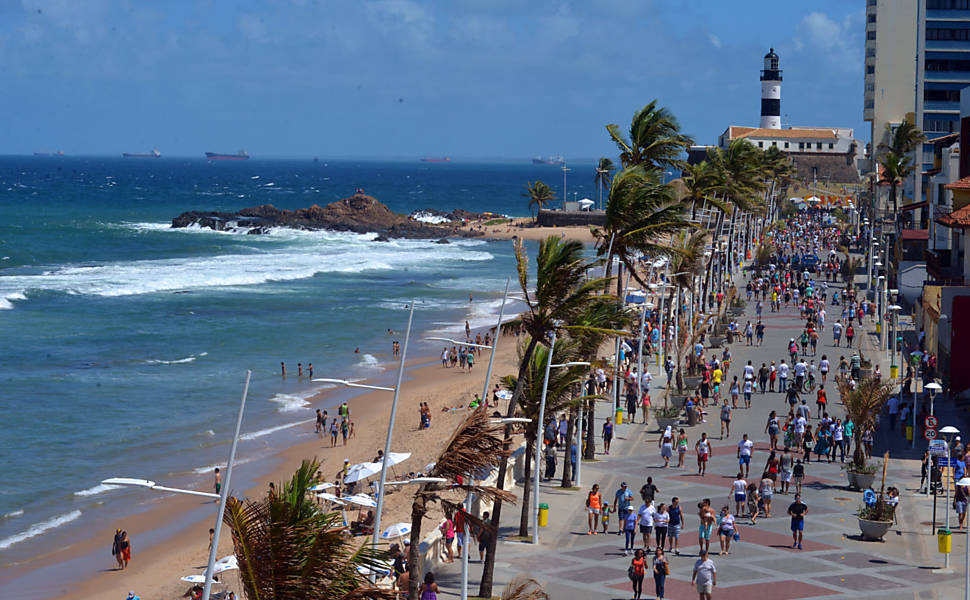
518 437 535 537
406 490 429 599
584 400 596 460
561 406 576 487
479 335 538 598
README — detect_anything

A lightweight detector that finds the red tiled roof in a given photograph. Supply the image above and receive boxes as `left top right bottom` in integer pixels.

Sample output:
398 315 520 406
902 229 929 241
945 176 970 191
937 204 970 229
734 127 838 140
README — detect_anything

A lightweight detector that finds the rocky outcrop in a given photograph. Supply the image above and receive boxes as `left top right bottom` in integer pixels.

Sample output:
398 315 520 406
171 193 486 240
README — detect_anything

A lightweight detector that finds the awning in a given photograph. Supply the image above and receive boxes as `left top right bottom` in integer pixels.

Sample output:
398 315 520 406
901 229 929 241
900 201 928 212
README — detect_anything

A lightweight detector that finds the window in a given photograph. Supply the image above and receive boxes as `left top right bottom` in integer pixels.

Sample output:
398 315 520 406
867 14 876 23
867 31 877 40
927 0 970 8
925 88 962 102
923 116 959 132
865 82 875 92
926 58 970 72
816 143 822 150
758 141 763 148
866 47 877 57
926 27 970 41
772 141 777 147
784 142 789 149
828 143 835 149
866 65 875 74
799 142 805 150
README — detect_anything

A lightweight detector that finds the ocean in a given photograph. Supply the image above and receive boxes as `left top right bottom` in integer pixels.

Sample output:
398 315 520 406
0 156 598 570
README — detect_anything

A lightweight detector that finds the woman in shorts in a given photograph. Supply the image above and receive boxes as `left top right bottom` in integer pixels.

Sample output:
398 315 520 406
676 429 689 468
659 426 674 468
717 507 735 555
586 484 602 534
765 410 781 450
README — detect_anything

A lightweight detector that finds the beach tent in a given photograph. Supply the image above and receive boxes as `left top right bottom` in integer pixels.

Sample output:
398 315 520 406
804 196 822 203
578 198 594 211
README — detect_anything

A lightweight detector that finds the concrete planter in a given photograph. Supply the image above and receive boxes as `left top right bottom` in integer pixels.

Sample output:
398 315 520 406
656 417 679 432
684 375 703 389
709 335 725 348
846 470 876 490
857 517 892 541
669 395 689 409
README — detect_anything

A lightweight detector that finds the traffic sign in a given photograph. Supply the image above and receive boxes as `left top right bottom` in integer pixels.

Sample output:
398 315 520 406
925 428 938 441
937 457 960 467
926 415 939 429
929 439 948 456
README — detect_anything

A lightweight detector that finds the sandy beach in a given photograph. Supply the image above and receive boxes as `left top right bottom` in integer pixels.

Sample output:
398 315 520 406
49 335 521 599
478 217 598 243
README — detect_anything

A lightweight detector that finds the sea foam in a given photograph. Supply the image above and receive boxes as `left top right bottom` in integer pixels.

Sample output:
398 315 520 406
74 483 121 497
0 510 82 550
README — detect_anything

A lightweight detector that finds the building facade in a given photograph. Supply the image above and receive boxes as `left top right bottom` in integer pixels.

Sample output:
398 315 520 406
717 126 861 183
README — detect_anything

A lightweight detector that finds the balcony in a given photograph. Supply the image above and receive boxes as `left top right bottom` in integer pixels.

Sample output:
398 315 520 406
923 100 961 112
925 70 970 83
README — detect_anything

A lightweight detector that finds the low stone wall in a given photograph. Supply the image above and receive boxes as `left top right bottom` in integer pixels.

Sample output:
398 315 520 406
537 209 606 227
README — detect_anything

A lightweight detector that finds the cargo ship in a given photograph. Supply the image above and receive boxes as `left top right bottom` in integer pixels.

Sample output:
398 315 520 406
532 154 565 165
123 149 161 158
205 150 249 160
420 157 451 163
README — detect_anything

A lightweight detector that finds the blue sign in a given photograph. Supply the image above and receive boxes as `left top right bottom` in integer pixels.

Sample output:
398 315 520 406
937 458 960 467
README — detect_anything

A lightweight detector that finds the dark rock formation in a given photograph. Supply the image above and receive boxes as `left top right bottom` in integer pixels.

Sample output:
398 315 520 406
171 193 486 240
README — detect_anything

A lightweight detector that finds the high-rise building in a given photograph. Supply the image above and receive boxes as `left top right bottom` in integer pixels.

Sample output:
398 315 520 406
864 0 970 200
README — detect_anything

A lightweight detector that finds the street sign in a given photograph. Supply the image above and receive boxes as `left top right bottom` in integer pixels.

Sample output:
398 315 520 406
925 428 938 441
937 457 960 468
925 416 939 429
929 439 948 457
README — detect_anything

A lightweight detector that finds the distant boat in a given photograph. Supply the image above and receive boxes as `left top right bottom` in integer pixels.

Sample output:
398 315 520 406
420 157 451 163
123 149 161 158
33 151 64 157
532 155 565 165
205 150 249 160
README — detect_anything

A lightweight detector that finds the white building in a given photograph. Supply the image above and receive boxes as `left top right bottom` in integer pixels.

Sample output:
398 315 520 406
717 126 861 183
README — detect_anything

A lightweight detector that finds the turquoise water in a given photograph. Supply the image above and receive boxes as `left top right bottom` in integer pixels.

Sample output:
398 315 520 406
0 157 597 559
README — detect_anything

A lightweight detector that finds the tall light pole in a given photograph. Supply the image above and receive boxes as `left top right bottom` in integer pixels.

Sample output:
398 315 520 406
910 351 923 449
203 371 252 600
941 425 960 571
314 302 415 558
561 164 570 210
957 475 970 599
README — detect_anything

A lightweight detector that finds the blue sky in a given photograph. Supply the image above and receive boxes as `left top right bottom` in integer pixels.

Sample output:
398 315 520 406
0 0 865 159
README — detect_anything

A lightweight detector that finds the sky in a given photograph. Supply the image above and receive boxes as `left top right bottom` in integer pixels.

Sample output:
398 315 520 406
0 0 866 159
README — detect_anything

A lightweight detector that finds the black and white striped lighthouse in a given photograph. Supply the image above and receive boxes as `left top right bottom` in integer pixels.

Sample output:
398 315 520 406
760 48 782 129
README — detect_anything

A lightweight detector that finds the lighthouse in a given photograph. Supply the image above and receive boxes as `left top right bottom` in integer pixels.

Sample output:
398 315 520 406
760 48 782 129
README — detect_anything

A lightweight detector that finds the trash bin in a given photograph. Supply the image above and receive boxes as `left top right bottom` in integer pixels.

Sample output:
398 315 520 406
615 407 624 425
687 405 697 427
890 365 898 379
538 503 549 527
906 425 913 442
939 528 952 554
876 322 882 334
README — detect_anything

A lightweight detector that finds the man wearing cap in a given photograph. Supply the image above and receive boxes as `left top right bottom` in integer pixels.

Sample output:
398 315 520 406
613 482 634 535
691 549 716 600
127 592 141 600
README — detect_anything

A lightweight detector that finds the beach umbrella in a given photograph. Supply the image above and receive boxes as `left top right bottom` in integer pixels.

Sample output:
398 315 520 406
380 522 412 540
213 555 239 574
180 574 219 584
316 492 345 504
494 390 512 401
342 494 378 508
384 452 411 467
308 482 336 492
343 462 381 484
356 561 393 577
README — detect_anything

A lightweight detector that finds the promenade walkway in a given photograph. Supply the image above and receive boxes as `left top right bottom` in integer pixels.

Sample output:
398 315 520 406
432 254 965 600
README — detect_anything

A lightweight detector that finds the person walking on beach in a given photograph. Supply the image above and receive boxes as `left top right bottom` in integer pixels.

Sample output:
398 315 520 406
677 429 689 468
118 531 131 569
696 433 712 475
788 493 808 549
737 434 754 478
630 548 646 600
667 497 684 555
602 417 614 455
719 399 732 440
586 484 602 534
112 529 124 569
653 547 669 600
691 548 717 600
213 467 222 497
659 426 674 467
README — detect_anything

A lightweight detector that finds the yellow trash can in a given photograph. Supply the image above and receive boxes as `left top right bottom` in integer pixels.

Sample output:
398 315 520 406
615 407 624 425
906 425 913 442
939 529 952 554
890 365 898 379
876 322 882 334
538 503 549 527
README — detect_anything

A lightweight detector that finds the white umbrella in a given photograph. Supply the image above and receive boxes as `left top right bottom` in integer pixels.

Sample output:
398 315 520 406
384 452 411 467
308 482 336 492
213 555 239 574
356 561 392 576
316 492 345 504
344 462 381 484
342 494 378 508
181 574 219 583
494 390 512 400
380 522 412 540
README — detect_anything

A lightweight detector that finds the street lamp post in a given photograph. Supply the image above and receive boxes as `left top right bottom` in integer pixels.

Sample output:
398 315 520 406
942 425 961 571
927 382 943 417
957 475 970 599
911 351 924 449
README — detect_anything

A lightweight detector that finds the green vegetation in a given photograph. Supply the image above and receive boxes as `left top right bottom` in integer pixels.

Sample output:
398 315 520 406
484 218 510 226
524 181 555 221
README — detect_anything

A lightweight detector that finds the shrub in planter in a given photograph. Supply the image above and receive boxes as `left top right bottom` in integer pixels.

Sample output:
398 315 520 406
653 405 681 431
837 377 893 486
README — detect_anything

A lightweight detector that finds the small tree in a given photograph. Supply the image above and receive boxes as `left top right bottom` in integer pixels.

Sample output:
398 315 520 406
837 377 894 471
524 181 555 221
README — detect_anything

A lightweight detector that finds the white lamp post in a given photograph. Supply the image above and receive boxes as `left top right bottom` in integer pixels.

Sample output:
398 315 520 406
927 382 943 417
312 301 415 558
942 425 960 571
910 351 924 449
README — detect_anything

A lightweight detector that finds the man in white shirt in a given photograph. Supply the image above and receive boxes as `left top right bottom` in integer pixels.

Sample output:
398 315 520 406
641 370 653 395
818 308 826 331
887 395 900 430
638 501 656 551
794 360 808 392
743 360 755 382
794 415 807 447
778 360 790 392
731 474 747 516
737 433 754 478
692 549 717 600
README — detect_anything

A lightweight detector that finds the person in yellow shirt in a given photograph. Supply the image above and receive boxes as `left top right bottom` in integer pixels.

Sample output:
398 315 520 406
712 367 723 386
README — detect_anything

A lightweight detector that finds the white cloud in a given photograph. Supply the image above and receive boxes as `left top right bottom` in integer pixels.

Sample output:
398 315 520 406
793 10 863 73
709 33 721 48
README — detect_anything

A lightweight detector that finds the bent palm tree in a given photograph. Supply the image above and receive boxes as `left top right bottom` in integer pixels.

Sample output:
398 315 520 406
406 408 516 599
594 157 616 209
606 100 694 169
223 458 393 600
879 120 926 156
878 152 912 213
524 181 555 221
837 377 894 469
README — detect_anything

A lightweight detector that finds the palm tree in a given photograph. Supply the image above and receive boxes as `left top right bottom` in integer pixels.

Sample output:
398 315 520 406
879 120 926 156
665 228 709 393
405 409 516 599
502 339 588 536
223 458 393 600
524 181 555 222
594 157 616 210
479 235 616 598
837 377 894 469
606 100 694 169
592 165 694 295
878 151 913 213
502 577 550 600
682 160 728 219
